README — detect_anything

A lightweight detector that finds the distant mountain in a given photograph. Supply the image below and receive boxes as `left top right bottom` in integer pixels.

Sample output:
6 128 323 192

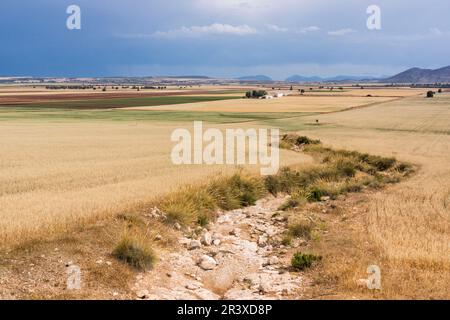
237 75 273 82
165 75 210 79
286 75 381 83
385 66 450 84
286 75 323 82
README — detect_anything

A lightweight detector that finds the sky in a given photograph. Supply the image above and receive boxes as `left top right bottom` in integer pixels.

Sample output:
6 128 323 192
1 0 450 80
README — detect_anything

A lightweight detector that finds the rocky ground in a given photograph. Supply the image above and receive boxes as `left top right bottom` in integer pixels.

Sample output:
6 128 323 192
133 195 312 300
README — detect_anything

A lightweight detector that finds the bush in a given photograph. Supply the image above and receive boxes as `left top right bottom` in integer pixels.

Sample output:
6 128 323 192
289 221 314 239
334 159 357 177
208 174 265 210
112 233 156 270
162 187 216 225
361 155 396 171
265 175 280 196
278 198 301 211
291 252 321 271
427 91 435 98
245 90 268 99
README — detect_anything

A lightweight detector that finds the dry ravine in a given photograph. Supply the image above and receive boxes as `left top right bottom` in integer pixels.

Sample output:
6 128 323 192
133 195 308 300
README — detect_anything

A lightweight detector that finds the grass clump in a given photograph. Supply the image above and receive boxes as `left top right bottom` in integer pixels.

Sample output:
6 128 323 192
288 220 314 239
161 173 265 227
161 187 216 225
291 252 322 271
112 232 156 271
209 174 265 210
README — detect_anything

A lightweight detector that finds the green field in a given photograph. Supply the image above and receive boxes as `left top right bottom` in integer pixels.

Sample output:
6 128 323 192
0 106 319 128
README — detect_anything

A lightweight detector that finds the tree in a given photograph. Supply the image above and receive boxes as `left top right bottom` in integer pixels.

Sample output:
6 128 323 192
426 91 435 98
290 86 293 91
438 88 443 93
300 89 305 95
245 90 267 99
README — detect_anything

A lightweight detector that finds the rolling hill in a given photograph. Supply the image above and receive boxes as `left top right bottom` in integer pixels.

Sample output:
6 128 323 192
385 66 450 83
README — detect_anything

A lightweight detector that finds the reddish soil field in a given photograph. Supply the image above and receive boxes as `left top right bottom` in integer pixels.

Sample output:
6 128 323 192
0 90 235 105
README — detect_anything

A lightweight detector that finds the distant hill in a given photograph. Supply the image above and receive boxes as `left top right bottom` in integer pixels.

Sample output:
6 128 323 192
286 75 323 82
286 75 381 83
165 75 210 79
385 66 450 84
237 75 273 82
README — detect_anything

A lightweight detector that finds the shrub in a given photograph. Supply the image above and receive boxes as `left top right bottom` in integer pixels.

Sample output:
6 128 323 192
112 233 156 270
305 186 325 202
208 174 265 210
296 136 321 146
245 90 268 99
427 91 435 98
291 252 322 271
265 175 280 196
360 154 396 171
289 221 314 239
334 159 357 177
278 198 301 211
161 187 216 225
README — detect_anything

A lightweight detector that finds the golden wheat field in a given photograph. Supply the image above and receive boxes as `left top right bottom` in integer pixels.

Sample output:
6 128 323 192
1 87 449 299
127 95 394 113
0 121 309 248
287 93 450 298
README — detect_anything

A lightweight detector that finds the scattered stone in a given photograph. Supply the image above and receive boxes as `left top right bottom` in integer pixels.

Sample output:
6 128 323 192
155 234 162 241
258 235 268 247
200 232 212 246
189 240 202 250
213 239 221 246
258 282 271 294
230 228 240 236
185 283 201 290
136 289 149 299
320 196 331 202
269 256 279 265
174 222 182 230
198 255 217 270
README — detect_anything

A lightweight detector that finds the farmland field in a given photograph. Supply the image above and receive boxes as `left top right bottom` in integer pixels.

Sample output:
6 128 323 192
127 95 395 113
0 86 449 299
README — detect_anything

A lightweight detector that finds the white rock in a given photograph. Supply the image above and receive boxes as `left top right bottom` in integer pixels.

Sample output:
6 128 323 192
155 234 162 241
174 222 182 230
198 255 217 270
269 256 279 265
258 282 271 294
189 240 202 250
136 289 149 299
258 235 268 247
230 228 240 236
185 283 201 290
213 239 221 246
194 288 221 300
201 232 212 246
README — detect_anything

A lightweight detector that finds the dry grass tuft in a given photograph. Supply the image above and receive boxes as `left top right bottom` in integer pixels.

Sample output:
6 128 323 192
112 231 157 271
